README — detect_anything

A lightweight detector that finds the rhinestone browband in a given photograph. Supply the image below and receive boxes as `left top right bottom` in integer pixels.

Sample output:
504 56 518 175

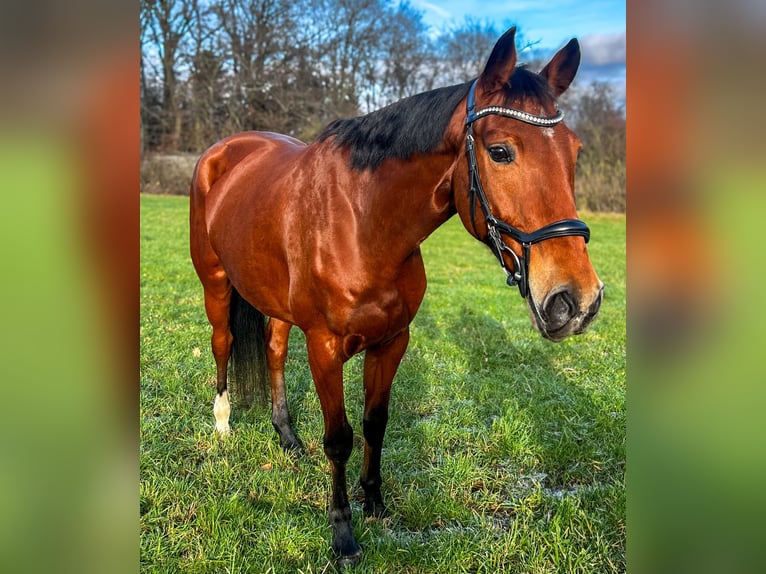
464 80 565 128
467 105 564 127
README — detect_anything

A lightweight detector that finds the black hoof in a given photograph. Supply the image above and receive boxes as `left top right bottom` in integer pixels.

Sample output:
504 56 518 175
331 520 362 567
335 548 362 568
281 437 305 458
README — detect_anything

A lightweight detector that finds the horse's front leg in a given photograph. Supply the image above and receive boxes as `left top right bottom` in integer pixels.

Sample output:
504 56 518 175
360 328 409 517
305 331 361 563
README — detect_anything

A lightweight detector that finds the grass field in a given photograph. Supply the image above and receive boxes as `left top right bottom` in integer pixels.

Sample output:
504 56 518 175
140 194 625 573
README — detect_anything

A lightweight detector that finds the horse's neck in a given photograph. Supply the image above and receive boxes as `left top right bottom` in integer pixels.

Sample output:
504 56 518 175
359 151 459 253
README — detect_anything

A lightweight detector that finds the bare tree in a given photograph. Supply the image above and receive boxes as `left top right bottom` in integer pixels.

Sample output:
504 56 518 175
562 81 626 211
435 18 500 86
372 2 433 108
434 18 542 86
302 0 388 120
211 0 297 132
142 0 195 150
183 1 223 150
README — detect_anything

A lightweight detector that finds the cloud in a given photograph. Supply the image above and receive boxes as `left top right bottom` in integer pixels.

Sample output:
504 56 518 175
412 0 452 20
580 31 626 67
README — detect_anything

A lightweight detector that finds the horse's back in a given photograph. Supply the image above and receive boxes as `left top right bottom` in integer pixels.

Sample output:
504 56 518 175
191 130 307 244
191 131 306 206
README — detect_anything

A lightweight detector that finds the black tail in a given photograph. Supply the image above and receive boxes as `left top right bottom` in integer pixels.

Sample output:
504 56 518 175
229 288 269 406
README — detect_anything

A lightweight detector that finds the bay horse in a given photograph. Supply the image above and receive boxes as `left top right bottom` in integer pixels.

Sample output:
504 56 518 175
190 27 603 563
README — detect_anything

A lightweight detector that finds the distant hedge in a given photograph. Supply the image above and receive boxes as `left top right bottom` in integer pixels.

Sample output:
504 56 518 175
140 154 198 196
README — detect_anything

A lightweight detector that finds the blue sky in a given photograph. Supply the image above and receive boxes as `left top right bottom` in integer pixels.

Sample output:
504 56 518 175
410 0 625 95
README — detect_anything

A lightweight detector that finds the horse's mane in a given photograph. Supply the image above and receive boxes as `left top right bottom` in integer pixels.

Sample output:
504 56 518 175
317 81 471 171
317 66 555 172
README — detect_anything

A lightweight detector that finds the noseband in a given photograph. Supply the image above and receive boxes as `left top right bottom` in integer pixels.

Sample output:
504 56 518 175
464 79 590 298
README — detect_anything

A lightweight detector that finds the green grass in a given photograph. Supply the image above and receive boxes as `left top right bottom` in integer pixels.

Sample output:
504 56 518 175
140 194 625 573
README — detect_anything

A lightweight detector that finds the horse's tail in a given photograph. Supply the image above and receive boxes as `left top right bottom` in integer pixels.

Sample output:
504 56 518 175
229 288 269 406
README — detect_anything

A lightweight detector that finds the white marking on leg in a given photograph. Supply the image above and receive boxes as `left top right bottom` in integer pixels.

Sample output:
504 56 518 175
214 390 231 435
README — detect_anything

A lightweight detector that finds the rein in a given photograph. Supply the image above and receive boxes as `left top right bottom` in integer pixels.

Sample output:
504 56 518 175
464 79 590 298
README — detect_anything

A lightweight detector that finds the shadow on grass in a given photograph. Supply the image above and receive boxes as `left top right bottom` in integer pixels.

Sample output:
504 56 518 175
392 296 622 501
208 297 623 567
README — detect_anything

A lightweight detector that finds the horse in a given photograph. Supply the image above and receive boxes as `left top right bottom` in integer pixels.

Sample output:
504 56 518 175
189 26 603 563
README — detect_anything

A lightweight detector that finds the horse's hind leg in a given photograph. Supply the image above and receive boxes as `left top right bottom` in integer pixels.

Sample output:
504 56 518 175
266 318 303 454
190 149 238 435
190 220 234 434
205 286 234 435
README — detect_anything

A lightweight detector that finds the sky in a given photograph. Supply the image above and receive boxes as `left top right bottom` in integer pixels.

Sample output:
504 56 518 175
410 0 625 98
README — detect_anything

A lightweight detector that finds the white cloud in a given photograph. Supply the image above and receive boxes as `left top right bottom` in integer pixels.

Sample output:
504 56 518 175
580 31 626 66
412 0 452 20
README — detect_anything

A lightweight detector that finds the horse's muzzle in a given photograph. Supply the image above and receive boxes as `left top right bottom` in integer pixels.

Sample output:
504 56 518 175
534 282 604 342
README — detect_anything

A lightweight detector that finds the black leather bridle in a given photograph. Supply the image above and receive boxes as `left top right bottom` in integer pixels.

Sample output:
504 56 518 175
464 79 591 298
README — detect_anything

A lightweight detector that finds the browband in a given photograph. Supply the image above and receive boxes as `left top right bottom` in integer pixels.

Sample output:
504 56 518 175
465 80 564 127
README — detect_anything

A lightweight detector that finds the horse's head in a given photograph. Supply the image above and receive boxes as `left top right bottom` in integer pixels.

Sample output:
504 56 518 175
454 27 603 342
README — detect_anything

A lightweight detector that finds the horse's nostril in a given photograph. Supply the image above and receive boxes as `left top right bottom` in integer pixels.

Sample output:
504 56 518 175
588 286 604 317
544 290 575 330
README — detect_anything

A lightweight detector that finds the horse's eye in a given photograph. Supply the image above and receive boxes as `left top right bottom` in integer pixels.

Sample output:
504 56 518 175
488 145 514 163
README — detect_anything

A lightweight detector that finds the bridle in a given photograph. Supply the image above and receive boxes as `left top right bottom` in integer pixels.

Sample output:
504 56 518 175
464 79 591 298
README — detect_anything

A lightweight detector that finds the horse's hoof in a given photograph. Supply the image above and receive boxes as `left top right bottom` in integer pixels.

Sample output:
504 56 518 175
282 440 305 458
336 548 362 568
333 538 362 567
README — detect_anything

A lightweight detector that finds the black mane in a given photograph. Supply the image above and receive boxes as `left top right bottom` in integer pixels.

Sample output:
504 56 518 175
317 81 472 171
317 66 555 171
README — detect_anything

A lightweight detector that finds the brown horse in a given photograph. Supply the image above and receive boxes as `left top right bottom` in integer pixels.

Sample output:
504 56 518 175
190 27 603 563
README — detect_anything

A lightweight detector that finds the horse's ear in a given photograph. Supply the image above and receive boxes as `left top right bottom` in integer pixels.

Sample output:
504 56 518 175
479 27 518 94
540 38 580 97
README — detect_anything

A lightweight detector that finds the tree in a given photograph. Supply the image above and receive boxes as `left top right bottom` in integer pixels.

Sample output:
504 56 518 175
570 81 625 162
562 81 626 211
142 0 195 151
433 19 538 86
303 0 388 120
435 17 500 86
373 2 433 107
211 0 297 133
